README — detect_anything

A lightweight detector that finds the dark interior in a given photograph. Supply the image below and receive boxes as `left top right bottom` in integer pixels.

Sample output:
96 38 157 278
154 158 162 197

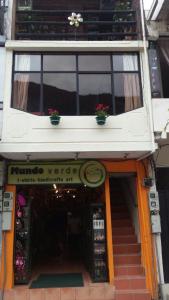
14 184 105 284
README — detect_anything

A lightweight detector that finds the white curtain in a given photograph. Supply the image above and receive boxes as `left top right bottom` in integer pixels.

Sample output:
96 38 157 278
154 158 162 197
123 55 141 112
13 55 30 111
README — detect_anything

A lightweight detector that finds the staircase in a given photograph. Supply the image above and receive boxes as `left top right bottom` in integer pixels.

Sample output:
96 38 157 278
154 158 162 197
110 180 152 300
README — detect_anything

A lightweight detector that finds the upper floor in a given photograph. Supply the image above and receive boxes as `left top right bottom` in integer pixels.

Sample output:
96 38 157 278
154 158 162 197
9 0 143 41
0 42 156 161
147 0 169 139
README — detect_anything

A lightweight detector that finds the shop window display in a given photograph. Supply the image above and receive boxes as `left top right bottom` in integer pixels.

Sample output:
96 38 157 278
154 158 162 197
14 193 32 284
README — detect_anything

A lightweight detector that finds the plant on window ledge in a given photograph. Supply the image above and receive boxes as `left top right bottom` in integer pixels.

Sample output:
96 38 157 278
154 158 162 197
95 104 109 125
48 109 61 126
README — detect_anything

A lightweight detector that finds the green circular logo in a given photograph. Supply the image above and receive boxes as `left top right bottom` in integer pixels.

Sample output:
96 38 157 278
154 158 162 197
80 161 106 188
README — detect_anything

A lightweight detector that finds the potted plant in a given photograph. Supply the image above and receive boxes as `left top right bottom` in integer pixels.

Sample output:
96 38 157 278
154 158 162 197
48 109 61 125
95 104 109 125
17 0 32 11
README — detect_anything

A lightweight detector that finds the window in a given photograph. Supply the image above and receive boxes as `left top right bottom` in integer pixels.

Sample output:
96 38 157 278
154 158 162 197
12 53 142 115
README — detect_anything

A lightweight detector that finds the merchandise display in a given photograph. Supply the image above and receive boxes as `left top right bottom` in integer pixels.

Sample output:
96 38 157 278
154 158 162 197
14 194 31 284
85 203 108 282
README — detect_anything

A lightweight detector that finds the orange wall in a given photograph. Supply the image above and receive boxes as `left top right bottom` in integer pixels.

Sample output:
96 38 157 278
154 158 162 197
0 160 158 299
0 185 16 289
103 159 158 299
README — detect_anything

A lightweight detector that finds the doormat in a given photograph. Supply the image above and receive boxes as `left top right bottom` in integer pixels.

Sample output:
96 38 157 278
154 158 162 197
29 273 84 288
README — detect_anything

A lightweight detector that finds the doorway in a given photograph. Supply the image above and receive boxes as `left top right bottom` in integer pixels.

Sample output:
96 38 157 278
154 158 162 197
13 183 108 286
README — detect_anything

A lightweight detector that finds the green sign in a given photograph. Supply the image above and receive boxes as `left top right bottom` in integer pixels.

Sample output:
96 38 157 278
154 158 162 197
80 161 106 188
8 161 106 187
8 163 81 185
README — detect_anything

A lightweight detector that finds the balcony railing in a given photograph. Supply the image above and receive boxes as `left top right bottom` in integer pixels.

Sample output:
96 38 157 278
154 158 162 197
15 3 142 41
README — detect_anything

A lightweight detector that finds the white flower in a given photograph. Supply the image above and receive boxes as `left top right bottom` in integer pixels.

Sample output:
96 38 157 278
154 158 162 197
68 12 83 27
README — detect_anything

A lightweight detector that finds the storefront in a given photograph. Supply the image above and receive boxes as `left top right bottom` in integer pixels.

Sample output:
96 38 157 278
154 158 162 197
0 159 158 299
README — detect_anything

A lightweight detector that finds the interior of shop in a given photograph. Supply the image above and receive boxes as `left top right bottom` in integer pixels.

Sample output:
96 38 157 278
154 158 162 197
13 175 139 288
14 183 107 287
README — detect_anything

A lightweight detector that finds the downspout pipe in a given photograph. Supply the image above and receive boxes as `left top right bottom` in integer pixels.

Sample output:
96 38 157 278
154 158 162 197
139 1 165 299
139 0 156 154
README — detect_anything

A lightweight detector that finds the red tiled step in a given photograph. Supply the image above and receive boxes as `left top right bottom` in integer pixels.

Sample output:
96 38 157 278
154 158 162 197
114 276 146 290
115 290 151 300
114 244 141 255
113 235 137 244
111 206 128 212
112 219 132 227
112 212 129 220
113 227 135 235
114 265 145 277
114 254 141 265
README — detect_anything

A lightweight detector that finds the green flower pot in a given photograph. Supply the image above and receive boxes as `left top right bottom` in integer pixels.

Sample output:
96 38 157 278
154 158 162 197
96 116 106 125
50 115 61 125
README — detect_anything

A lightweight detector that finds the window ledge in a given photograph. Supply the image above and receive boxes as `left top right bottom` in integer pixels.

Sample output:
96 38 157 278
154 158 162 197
5 40 146 51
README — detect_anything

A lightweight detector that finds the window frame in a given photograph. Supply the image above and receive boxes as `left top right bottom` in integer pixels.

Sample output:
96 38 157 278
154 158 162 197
12 51 143 116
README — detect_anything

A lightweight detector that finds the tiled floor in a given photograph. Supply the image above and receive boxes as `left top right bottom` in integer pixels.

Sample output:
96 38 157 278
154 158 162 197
4 260 115 300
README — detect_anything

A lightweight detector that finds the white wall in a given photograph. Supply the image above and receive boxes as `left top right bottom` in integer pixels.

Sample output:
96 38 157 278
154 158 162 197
0 47 5 138
122 177 140 242
4 0 14 39
0 48 5 103
152 98 169 133
0 43 156 159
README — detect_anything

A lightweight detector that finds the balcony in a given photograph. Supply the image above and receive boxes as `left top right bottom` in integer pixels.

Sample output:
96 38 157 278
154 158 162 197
15 0 142 41
0 0 6 35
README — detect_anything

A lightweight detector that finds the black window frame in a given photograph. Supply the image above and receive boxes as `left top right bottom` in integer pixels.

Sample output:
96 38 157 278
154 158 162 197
12 51 143 116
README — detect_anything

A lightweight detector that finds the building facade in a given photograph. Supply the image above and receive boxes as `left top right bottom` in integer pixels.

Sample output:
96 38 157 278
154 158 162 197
0 0 162 299
148 1 169 299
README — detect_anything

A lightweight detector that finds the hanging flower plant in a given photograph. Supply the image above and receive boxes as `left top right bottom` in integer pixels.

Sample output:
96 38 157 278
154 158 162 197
68 12 83 27
48 109 61 126
95 104 109 125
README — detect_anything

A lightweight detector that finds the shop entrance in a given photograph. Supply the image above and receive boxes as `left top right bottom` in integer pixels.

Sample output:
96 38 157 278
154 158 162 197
14 183 108 287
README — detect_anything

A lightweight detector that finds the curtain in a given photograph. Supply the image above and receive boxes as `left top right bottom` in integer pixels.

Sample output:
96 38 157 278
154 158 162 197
160 40 169 66
123 55 141 112
13 55 30 111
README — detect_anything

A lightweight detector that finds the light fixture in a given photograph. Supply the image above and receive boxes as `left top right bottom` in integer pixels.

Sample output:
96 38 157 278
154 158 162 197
26 154 31 162
75 152 79 160
55 190 59 194
72 195 76 198
124 153 129 159
53 184 57 189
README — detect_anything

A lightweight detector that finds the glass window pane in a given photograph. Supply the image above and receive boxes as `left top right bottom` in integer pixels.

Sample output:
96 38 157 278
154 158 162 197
114 73 142 114
13 73 41 113
79 74 112 115
15 55 41 71
43 73 77 115
113 54 138 71
78 55 111 71
43 55 76 71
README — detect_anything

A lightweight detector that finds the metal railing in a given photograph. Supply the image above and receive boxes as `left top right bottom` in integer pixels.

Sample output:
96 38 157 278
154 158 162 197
15 9 142 40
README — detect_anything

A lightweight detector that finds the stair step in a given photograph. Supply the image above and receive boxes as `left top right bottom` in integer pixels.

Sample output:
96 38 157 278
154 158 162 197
114 254 141 265
115 265 145 276
111 206 128 212
114 244 141 254
112 212 130 219
113 227 135 235
112 219 132 227
115 290 151 300
113 235 137 244
114 276 146 290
